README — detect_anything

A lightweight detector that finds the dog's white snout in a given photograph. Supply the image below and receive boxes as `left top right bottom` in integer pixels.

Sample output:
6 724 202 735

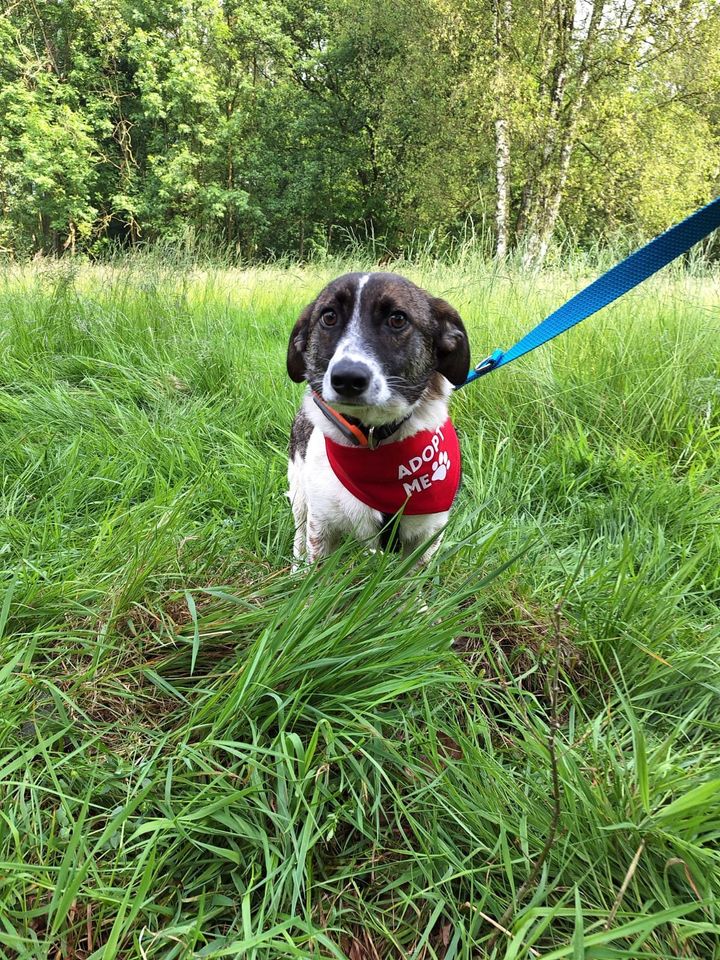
321 274 391 407
323 347 387 405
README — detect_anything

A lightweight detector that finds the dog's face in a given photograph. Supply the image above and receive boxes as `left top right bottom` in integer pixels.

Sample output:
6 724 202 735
286 272 470 424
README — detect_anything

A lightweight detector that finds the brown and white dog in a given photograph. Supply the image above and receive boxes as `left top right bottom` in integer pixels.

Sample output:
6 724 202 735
286 272 470 565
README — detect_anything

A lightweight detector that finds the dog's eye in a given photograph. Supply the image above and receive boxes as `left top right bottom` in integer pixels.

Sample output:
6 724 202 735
387 311 408 330
320 309 337 327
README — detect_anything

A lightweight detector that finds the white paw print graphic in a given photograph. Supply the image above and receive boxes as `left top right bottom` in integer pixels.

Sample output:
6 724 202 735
431 451 450 481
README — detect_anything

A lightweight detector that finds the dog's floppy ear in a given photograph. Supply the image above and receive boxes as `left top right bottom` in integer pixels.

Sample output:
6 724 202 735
432 297 470 386
286 301 314 383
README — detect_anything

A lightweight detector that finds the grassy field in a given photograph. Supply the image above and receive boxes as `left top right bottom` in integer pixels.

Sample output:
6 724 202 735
0 254 719 959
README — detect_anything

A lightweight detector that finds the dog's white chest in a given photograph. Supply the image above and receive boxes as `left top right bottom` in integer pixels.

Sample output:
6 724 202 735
301 428 382 536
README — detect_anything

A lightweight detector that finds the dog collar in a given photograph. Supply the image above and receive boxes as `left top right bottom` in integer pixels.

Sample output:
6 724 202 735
312 391 411 449
325 418 461 515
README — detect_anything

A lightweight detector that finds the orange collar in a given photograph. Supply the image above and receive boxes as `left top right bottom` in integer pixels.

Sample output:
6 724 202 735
312 391 371 446
311 391 411 449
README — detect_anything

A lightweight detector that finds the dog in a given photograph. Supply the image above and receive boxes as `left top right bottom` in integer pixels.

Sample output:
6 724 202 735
286 272 470 565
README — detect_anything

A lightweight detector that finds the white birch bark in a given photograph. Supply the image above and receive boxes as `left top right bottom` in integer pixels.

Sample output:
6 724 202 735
522 0 607 264
493 0 512 259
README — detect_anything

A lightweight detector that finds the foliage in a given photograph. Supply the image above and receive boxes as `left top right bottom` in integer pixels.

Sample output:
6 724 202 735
0 259 719 956
0 0 719 259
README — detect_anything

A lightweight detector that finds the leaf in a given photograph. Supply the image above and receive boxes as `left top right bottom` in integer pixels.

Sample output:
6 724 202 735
654 780 720 822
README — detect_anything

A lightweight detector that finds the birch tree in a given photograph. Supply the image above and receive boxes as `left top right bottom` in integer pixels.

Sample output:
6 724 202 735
493 0 512 259
0 0 718 257
514 0 720 262
516 0 604 263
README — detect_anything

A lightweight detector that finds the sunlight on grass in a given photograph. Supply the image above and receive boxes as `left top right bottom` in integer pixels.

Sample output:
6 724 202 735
0 256 718 958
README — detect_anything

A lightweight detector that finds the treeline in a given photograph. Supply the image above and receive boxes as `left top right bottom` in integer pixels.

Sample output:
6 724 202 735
1 0 719 262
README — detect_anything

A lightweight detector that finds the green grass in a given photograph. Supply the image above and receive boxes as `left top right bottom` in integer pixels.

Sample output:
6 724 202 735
0 253 719 959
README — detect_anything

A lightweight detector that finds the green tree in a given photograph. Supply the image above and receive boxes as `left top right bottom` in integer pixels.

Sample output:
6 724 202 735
0 0 718 259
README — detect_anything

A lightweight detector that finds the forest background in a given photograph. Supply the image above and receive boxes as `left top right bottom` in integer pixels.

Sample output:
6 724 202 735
2 0 720 264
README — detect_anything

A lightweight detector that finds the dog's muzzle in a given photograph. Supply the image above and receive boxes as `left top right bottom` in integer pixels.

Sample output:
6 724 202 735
329 359 372 399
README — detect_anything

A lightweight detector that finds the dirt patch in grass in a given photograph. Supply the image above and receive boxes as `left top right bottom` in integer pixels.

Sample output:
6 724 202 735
453 600 586 699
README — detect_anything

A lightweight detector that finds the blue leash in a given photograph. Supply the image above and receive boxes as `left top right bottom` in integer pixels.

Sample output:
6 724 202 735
457 195 720 388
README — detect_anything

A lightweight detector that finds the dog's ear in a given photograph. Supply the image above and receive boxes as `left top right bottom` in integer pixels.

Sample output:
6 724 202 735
432 297 470 386
286 301 314 383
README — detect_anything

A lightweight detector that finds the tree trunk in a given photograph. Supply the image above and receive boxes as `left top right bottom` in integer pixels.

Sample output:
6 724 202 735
519 0 605 265
526 133 575 263
492 0 513 259
494 117 511 260
516 62 568 247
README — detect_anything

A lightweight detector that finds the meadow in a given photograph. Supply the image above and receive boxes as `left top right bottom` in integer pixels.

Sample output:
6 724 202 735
0 253 719 959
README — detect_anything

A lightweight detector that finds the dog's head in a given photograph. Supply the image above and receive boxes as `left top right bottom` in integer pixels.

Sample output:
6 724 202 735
286 272 470 424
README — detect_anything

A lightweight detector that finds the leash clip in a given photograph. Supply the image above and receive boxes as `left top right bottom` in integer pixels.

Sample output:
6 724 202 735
455 348 505 389
473 348 504 377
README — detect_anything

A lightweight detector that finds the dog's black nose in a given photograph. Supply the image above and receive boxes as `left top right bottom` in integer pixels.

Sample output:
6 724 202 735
330 360 371 397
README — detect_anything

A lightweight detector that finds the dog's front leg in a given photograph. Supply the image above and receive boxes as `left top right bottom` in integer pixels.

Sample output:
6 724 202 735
400 512 449 565
292 520 306 570
306 512 337 563
288 459 308 570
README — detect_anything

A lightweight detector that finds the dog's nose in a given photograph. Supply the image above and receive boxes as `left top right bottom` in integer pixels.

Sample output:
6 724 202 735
330 360 371 397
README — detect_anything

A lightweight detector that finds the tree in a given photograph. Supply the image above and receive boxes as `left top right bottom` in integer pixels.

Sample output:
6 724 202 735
493 0 512 259
0 0 718 259
510 0 720 262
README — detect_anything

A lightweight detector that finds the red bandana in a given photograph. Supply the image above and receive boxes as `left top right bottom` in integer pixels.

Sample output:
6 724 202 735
325 419 461 515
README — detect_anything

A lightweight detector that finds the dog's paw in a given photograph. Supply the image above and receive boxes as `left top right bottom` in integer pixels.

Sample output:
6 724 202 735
431 450 450 481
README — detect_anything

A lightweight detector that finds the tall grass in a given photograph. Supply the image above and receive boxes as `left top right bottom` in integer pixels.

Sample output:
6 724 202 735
0 254 718 958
